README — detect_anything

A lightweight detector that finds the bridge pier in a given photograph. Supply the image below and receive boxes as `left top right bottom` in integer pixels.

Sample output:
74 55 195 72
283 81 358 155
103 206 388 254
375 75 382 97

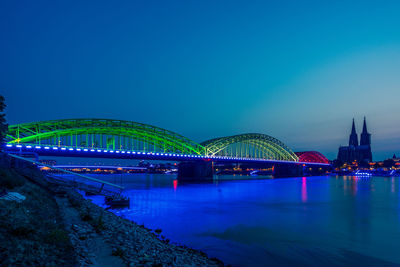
177 161 214 181
303 165 331 176
273 163 330 178
273 163 304 178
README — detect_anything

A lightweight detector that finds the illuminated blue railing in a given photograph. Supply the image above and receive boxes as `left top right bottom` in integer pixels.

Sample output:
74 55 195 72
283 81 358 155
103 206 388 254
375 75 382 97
4 143 330 165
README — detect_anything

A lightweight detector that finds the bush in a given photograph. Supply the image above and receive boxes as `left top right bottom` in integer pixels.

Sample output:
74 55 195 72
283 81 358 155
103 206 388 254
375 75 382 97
0 168 25 189
9 225 34 237
112 247 124 257
80 207 93 222
81 213 93 221
94 211 105 233
45 228 70 245
67 192 83 208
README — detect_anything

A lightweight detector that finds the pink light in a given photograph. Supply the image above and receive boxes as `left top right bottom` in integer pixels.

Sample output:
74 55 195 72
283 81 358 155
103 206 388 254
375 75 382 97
352 176 358 195
173 179 178 191
392 177 395 193
296 151 329 164
302 177 307 203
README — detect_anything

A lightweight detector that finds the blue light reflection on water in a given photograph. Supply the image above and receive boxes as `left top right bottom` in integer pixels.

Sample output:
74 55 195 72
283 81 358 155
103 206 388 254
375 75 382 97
85 174 400 266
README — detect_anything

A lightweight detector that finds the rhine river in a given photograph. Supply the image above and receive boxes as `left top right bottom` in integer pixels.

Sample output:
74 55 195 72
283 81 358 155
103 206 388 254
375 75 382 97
84 174 400 266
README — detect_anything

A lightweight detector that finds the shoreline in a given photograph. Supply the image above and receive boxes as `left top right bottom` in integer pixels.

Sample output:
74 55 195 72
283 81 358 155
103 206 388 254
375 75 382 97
0 154 224 266
63 188 224 266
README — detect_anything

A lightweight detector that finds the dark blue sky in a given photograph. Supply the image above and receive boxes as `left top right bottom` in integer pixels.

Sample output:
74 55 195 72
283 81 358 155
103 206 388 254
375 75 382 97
1 0 400 160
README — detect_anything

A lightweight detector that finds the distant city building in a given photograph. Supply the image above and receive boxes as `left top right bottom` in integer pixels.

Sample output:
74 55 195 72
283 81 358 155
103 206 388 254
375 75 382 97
337 117 372 165
38 159 57 166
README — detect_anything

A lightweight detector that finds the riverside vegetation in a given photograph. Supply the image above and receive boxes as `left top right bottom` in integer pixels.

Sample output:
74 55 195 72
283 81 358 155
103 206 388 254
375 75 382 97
0 154 224 267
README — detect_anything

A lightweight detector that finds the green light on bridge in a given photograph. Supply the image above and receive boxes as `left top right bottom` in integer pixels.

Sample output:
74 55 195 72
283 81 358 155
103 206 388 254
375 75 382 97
6 118 298 161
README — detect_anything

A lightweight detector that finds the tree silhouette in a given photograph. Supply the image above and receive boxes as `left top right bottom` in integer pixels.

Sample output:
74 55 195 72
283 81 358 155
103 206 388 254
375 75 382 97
0 95 7 149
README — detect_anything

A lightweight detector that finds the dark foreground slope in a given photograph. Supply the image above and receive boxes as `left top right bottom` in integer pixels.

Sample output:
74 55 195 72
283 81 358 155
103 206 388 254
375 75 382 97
0 154 224 267
0 167 77 266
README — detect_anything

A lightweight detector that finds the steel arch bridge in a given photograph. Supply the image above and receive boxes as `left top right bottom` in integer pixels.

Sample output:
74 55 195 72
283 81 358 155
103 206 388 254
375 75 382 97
201 133 298 162
5 119 300 162
6 118 206 155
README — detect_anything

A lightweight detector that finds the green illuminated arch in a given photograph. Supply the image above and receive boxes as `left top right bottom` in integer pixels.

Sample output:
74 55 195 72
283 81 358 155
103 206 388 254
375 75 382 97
201 133 298 161
6 118 206 155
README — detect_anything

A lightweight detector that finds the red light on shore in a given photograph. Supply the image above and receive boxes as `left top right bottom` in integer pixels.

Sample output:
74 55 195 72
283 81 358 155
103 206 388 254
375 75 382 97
173 179 178 191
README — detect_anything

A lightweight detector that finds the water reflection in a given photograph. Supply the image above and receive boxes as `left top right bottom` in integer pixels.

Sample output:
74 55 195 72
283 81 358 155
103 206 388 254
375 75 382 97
392 177 395 193
301 177 307 203
85 174 400 266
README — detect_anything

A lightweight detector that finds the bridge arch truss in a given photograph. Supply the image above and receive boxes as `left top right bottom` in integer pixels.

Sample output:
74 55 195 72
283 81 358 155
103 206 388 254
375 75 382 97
201 133 298 161
295 151 329 164
6 119 206 155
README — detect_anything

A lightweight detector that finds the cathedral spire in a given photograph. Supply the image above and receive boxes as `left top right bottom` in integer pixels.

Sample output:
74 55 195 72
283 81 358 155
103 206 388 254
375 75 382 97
351 118 357 134
360 117 371 146
349 118 358 147
362 116 368 134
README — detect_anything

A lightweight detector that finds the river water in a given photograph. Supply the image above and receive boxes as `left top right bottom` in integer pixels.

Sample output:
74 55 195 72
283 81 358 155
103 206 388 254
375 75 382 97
84 174 400 266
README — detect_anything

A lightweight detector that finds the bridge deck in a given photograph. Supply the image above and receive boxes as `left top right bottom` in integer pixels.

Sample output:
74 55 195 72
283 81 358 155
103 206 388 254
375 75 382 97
5 144 331 166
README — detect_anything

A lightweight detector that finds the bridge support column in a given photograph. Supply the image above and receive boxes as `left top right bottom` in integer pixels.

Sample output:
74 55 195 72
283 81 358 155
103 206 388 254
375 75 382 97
178 161 213 181
303 165 330 176
273 163 304 178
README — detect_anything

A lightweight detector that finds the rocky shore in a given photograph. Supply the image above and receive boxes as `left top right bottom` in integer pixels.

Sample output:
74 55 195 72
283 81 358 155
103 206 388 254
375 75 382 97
0 154 224 266
61 189 224 266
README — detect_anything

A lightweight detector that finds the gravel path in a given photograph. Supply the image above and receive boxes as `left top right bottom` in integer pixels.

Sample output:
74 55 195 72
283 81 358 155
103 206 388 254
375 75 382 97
56 196 125 266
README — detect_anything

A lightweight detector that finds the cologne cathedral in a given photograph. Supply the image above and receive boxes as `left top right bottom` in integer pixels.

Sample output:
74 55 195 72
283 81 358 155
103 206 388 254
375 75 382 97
337 118 372 164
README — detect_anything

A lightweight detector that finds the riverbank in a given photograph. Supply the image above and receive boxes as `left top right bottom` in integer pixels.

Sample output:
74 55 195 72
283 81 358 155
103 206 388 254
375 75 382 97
0 154 224 266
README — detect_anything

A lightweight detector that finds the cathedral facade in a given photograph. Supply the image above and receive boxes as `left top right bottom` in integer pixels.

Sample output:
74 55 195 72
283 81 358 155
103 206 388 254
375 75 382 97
337 118 372 164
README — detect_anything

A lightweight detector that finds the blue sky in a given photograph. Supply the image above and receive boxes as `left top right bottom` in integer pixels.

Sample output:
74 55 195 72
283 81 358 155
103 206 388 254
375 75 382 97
1 0 400 160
